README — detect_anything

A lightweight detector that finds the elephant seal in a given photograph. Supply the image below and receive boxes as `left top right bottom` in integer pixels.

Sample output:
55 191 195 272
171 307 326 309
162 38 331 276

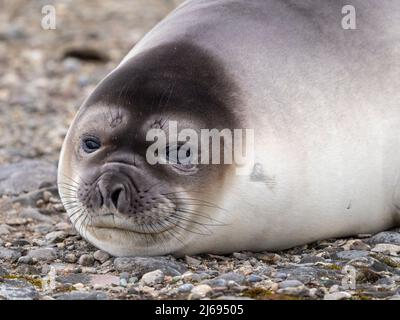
58 0 400 256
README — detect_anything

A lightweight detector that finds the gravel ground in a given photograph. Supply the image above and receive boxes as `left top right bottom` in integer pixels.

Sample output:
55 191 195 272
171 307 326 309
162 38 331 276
1 0 399 300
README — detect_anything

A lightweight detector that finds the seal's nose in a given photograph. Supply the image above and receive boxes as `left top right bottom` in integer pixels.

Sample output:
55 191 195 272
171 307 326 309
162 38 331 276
98 179 127 211
110 185 123 209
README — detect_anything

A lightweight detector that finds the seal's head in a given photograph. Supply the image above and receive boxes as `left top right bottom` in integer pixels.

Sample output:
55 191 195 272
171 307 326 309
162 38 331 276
58 42 241 256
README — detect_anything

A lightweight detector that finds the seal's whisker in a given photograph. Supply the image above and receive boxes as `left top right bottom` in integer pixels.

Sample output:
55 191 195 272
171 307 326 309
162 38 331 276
160 221 186 246
174 207 226 225
58 181 79 189
59 173 81 186
173 211 226 227
166 216 212 236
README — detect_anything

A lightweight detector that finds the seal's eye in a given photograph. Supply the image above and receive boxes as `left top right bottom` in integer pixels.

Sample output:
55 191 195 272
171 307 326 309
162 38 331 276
165 143 197 172
82 137 101 153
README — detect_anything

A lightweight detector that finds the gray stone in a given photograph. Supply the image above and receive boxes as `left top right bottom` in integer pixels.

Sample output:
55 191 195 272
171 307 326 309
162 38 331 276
214 272 245 285
78 254 94 266
247 275 263 283
0 224 13 235
93 250 110 263
178 284 194 293
119 278 128 287
27 248 57 262
300 255 325 264
190 284 213 300
0 266 9 276
0 279 39 300
20 207 52 223
56 274 91 285
64 253 77 263
0 247 21 262
369 231 400 246
185 256 201 266
140 270 165 286
277 286 308 296
55 291 108 300
0 160 57 196
17 256 34 265
114 256 187 277
119 272 130 280
232 252 248 260
12 239 30 247
372 244 400 255
324 291 352 300
205 278 227 288
45 231 67 243
279 279 304 288
278 266 333 284
335 250 370 260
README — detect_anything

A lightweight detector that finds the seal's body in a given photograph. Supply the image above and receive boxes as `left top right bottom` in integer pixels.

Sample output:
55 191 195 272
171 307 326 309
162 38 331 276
58 0 400 256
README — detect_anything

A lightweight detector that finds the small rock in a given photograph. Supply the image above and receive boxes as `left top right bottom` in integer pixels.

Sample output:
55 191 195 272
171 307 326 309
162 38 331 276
119 278 128 287
64 253 77 263
20 207 52 223
45 231 67 244
0 266 9 276
0 224 13 235
335 250 369 260
324 292 352 300
57 274 91 285
185 256 201 266
369 231 400 245
233 252 248 260
17 256 34 265
349 240 371 251
78 254 94 266
247 275 262 283
190 284 213 299
120 272 130 280
257 253 281 264
140 270 165 286
277 267 327 284
277 286 308 296
73 283 85 290
274 272 287 279
0 279 39 300
299 255 325 264
214 272 245 285
42 191 52 202
0 160 57 196
89 275 119 287
372 244 400 256
178 283 194 293
55 222 71 231
129 277 138 284
0 247 21 262
278 280 304 288
55 291 108 300
329 285 340 293
206 278 227 288
27 248 56 262
114 256 186 277
93 250 110 263
12 239 30 247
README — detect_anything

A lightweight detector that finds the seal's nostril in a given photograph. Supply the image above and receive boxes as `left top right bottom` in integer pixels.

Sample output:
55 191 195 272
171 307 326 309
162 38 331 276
111 187 123 209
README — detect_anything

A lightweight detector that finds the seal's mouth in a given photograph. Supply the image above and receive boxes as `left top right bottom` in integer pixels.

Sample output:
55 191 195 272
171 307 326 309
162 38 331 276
88 211 179 235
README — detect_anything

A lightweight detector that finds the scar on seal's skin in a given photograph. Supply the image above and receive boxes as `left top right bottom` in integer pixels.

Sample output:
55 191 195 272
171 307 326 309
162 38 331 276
250 163 277 190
